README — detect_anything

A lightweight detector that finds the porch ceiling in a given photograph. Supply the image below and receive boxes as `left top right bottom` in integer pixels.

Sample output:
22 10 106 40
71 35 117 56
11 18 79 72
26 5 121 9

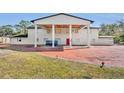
39 24 85 28
37 24 84 33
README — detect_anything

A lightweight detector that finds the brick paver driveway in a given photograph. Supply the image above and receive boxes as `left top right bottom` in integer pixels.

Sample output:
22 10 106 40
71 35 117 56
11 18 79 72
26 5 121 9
40 45 124 67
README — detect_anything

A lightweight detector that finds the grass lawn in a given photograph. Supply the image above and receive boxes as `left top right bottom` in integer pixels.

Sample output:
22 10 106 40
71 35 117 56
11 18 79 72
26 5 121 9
0 50 124 79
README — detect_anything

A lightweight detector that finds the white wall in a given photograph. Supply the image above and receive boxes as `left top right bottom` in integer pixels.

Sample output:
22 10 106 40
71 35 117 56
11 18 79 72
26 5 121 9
10 38 31 45
0 37 10 44
10 28 100 45
92 37 114 45
10 30 35 45
10 28 114 46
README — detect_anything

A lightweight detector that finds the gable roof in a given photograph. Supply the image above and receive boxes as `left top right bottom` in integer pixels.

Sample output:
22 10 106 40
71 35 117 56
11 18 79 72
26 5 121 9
31 13 94 23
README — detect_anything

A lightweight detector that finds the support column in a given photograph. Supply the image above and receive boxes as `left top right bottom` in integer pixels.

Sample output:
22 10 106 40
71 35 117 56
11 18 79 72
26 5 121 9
87 25 91 47
34 24 37 47
52 24 55 48
69 24 72 48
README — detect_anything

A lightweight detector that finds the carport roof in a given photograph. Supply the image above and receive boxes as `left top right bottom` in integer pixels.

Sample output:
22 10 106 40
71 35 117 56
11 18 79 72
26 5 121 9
12 34 28 38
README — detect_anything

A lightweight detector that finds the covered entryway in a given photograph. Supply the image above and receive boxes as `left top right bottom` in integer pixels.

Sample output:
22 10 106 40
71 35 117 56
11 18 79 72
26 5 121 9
31 13 93 48
35 24 88 47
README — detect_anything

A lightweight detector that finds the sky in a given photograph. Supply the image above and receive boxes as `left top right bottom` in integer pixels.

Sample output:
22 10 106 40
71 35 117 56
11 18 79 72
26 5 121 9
0 13 124 27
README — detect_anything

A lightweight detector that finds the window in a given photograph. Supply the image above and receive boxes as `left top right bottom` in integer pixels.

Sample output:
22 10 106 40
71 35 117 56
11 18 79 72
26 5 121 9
72 28 79 33
55 28 61 33
44 38 48 42
17 38 21 42
37 38 39 42
65 28 69 33
47 28 51 33
55 38 61 44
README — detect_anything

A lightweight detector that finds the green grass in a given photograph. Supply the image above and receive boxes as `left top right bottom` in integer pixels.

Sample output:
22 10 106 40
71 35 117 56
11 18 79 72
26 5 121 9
0 51 124 79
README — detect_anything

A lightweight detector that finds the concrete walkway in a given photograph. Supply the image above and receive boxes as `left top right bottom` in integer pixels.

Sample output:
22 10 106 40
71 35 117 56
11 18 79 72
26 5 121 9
40 45 124 67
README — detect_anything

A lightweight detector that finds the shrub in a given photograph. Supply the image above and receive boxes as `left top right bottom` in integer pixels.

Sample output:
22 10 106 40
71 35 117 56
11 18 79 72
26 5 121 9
113 35 121 44
114 34 124 44
119 42 124 44
120 34 124 42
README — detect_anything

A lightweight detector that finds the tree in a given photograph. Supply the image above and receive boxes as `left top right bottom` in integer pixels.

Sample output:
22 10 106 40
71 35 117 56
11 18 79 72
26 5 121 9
99 19 124 44
100 23 119 36
100 24 113 36
0 25 13 37
117 19 124 34
118 19 124 27
14 20 32 34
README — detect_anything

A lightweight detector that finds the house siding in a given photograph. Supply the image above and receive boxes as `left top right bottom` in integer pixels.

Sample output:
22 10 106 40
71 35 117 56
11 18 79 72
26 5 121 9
10 28 99 45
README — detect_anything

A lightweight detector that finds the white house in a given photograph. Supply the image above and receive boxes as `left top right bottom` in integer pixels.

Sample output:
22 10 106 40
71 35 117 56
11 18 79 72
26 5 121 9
10 13 114 47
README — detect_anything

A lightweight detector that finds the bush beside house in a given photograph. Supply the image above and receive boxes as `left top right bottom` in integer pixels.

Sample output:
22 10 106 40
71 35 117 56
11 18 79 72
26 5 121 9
114 34 124 44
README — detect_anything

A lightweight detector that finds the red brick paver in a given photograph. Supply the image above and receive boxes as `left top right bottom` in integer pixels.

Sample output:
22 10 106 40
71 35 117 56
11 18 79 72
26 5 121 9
39 46 124 67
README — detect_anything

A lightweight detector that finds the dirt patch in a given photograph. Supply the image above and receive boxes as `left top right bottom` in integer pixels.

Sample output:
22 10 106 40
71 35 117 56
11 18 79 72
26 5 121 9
40 46 124 67
0 49 15 57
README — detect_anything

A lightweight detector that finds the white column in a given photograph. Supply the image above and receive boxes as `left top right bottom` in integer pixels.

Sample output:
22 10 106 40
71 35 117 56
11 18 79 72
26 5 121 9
34 24 37 47
87 25 91 47
52 24 55 48
69 24 72 47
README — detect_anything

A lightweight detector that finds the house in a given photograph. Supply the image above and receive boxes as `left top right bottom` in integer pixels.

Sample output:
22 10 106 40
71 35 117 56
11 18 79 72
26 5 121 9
10 13 114 47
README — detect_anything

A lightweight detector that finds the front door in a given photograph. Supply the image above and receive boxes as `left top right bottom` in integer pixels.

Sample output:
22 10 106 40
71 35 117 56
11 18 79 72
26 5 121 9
66 38 70 45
